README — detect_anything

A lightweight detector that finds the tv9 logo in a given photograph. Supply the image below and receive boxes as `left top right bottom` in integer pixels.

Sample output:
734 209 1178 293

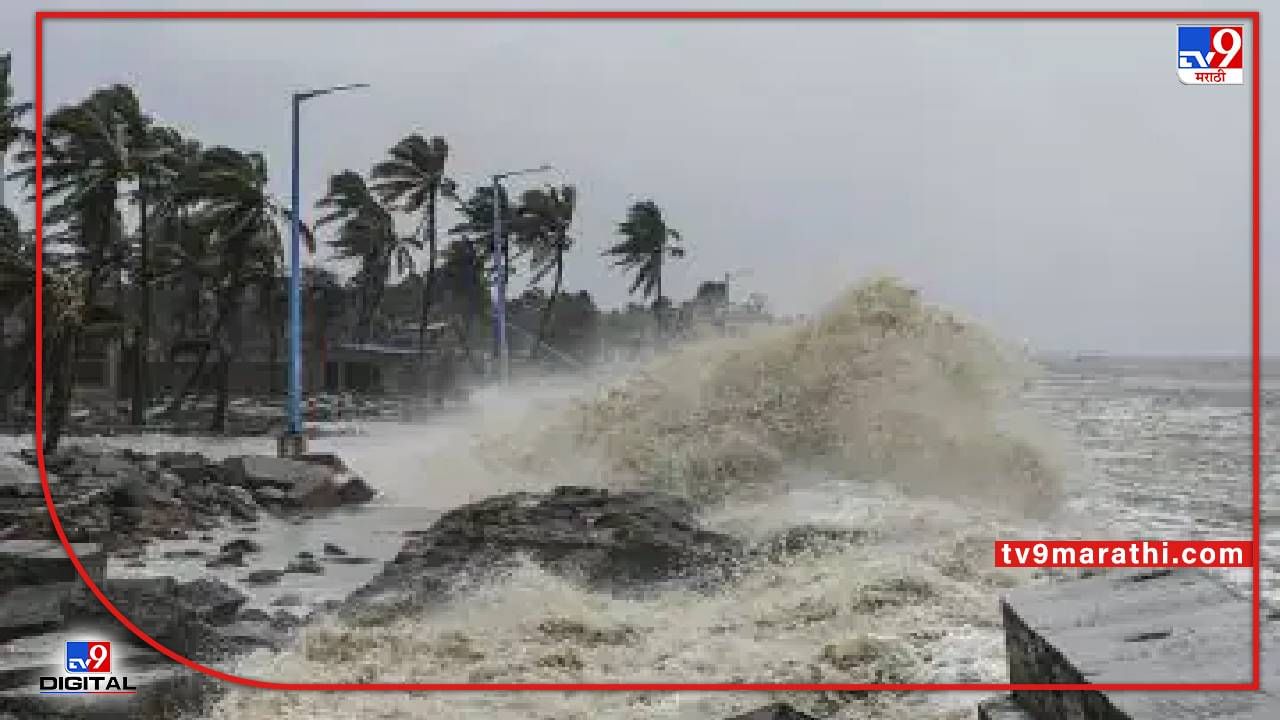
65 641 111 673
1178 26 1244 85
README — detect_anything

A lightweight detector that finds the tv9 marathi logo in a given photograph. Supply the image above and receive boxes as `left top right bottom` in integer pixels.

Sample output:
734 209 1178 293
65 641 111 673
1178 26 1244 85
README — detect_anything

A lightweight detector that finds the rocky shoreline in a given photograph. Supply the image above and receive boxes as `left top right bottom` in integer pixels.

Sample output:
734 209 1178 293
0 451 846 719
0 446 380 718
2 447 374 549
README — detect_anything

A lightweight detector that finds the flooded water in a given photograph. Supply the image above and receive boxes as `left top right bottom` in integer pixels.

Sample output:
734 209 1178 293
3 304 1267 720
194 286 1264 720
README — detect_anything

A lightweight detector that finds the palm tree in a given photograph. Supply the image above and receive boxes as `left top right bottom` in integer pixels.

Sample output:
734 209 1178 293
316 170 417 343
149 133 215 352
604 200 685 330
173 147 302 430
125 124 180 425
370 134 454 354
436 238 488 368
513 184 576 358
14 84 151 449
0 205 33 421
0 52 34 209
450 184 519 273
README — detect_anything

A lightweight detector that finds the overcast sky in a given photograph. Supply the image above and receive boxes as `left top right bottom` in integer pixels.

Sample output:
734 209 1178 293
0 0 1269 355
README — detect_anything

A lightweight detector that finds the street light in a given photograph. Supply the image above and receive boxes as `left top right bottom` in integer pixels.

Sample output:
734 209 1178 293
490 165 554 385
281 82 370 459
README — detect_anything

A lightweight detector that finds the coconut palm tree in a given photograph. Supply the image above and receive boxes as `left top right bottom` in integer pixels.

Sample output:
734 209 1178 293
174 147 302 430
370 134 454 354
0 52 34 210
13 84 153 448
512 184 576 358
0 205 33 421
124 124 182 425
316 169 418 343
604 200 685 330
449 184 521 272
150 133 211 342
436 238 488 368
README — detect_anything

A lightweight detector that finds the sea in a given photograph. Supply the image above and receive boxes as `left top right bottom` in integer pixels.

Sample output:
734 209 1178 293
1 295 1269 720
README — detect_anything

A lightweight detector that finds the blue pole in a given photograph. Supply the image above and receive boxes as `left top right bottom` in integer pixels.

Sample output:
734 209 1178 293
288 96 302 437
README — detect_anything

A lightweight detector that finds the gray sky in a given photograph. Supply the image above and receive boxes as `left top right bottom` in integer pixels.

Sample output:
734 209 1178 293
1 0 1269 355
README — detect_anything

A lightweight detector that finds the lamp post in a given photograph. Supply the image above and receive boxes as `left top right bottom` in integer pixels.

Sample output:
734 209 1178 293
281 82 369 458
490 165 553 385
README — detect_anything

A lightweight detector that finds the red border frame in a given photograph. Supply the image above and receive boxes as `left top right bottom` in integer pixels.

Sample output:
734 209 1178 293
31 9 1261 694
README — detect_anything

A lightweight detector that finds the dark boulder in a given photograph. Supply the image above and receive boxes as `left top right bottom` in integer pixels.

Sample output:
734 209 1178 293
0 540 106 587
337 474 376 504
242 569 284 586
206 550 245 568
172 578 248 625
351 486 742 606
285 558 324 575
725 704 818 720
220 538 261 555
215 485 260 522
162 548 205 559
154 452 213 485
221 455 374 510
62 577 247 658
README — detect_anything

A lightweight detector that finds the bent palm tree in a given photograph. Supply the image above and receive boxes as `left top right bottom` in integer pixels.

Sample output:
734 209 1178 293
0 206 34 420
1 52 34 210
604 200 685 331
14 84 150 449
316 170 417 343
371 134 453 354
513 184 576 359
437 238 488 368
176 147 303 430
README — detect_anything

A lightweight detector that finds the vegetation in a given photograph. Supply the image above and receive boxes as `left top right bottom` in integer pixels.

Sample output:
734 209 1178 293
0 53 764 451
604 200 685 328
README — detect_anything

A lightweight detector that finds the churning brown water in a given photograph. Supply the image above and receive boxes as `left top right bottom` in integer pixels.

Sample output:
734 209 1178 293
199 278 1094 719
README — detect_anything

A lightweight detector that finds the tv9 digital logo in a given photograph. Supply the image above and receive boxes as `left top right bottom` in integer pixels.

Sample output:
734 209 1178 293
1178 26 1244 85
65 641 111 673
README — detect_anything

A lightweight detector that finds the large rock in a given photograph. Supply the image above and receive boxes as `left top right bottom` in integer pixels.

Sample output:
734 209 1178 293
0 582 77 643
351 486 742 607
62 576 248 659
221 455 372 510
214 484 260 522
725 705 818 720
0 540 105 587
154 451 215 485
978 695 1035 720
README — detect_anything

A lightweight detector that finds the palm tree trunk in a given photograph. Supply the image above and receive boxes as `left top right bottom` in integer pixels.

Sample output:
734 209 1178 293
531 249 563 360
418 195 438 356
653 255 664 335
210 282 246 432
43 331 73 454
130 183 150 425
362 261 389 345
210 346 232 432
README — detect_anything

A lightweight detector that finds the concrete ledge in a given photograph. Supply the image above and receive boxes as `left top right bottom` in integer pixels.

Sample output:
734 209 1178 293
1002 569 1278 719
